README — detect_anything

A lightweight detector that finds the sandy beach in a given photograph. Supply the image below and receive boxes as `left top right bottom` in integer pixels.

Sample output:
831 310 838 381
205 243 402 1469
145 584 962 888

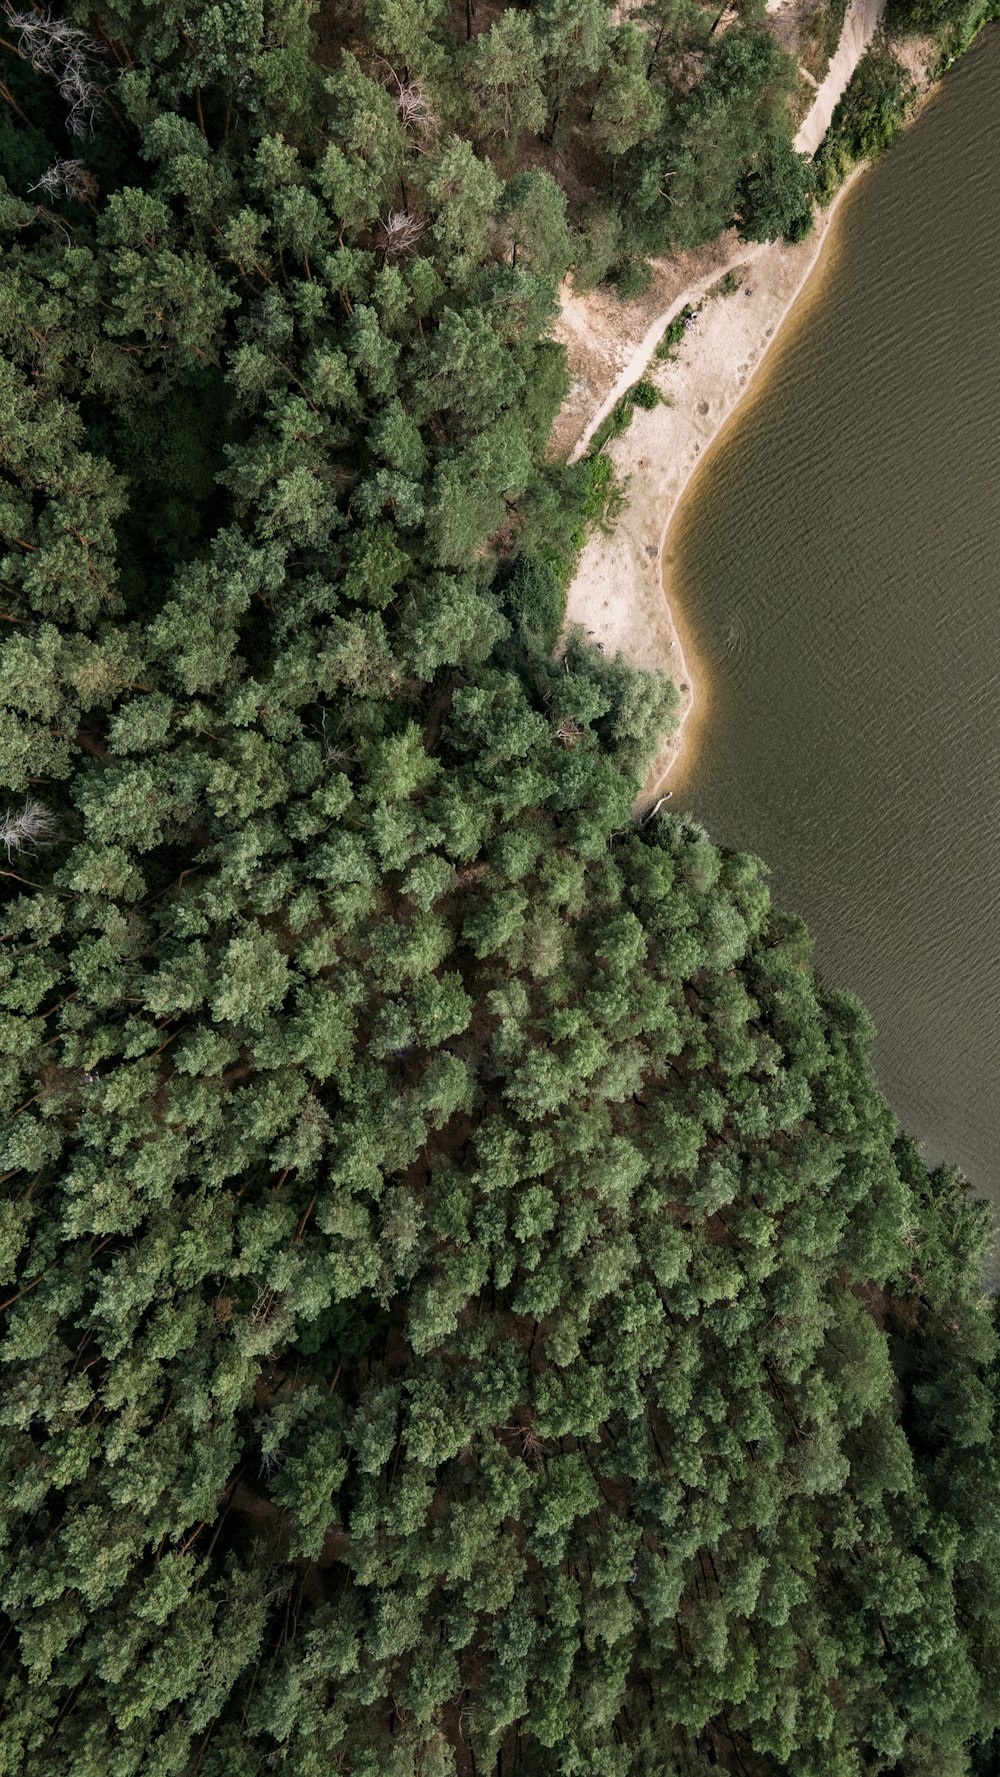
562 172 865 801
551 0 912 802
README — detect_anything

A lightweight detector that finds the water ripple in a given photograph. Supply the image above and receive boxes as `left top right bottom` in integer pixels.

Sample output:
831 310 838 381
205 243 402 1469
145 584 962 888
674 25 1000 1250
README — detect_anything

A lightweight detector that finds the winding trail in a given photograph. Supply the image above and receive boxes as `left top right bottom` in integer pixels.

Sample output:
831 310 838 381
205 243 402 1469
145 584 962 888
555 0 888 798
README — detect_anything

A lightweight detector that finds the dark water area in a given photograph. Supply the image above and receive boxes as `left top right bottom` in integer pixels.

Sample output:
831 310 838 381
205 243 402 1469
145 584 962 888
670 25 1000 1244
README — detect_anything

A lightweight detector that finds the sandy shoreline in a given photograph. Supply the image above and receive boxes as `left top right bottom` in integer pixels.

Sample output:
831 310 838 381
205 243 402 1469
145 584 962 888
562 169 867 801
551 0 914 803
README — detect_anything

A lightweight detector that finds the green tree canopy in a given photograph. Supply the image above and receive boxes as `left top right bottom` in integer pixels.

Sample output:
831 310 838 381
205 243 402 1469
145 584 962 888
0 5 997 1777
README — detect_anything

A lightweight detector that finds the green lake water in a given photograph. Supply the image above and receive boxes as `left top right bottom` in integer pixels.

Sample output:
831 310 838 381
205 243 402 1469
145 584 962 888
670 24 1000 1235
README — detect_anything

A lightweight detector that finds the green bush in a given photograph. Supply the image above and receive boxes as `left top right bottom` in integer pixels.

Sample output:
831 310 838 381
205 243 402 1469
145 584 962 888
571 205 624 292
631 378 660 410
588 376 660 457
885 0 992 46
813 39 916 199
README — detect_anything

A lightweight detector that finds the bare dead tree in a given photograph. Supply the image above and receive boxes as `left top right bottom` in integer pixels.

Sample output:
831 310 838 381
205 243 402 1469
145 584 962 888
250 1284 279 1329
370 55 436 143
28 157 98 202
394 75 434 138
0 798 60 859
554 717 584 750
377 208 426 260
3 6 106 136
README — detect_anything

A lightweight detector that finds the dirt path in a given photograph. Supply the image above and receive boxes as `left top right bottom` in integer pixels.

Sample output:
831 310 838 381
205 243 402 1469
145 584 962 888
795 0 886 153
567 239 772 467
553 0 888 799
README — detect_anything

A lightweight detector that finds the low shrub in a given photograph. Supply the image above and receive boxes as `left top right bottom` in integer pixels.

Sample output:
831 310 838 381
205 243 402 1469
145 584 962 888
656 304 695 358
631 379 660 410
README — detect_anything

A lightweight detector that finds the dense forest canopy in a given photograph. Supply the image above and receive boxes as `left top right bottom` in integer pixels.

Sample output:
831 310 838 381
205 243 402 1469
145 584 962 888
1 3 999 1775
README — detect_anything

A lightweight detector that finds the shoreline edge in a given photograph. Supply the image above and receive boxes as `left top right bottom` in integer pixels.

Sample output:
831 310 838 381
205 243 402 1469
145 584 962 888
560 164 870 804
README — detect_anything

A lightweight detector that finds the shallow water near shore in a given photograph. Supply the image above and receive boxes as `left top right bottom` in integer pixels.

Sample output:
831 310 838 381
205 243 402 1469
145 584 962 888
670 24 1000 1249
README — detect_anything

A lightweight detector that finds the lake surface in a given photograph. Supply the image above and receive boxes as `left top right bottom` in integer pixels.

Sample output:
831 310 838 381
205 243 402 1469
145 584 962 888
670 24 1000 1242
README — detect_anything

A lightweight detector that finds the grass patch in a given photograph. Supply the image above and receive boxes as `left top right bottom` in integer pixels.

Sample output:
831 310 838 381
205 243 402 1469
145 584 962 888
581 451 626 527
705 268 747 301
656 303 696 360
589 399 633 456
589 375 662 453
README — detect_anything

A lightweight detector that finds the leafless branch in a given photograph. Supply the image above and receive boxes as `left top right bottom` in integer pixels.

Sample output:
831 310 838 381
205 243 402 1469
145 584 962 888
394 76 435 139
376 208 426 260
28 157 97 201
554 717 584 749
4 6 106 136
371 56 437 142
0 798 61 859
